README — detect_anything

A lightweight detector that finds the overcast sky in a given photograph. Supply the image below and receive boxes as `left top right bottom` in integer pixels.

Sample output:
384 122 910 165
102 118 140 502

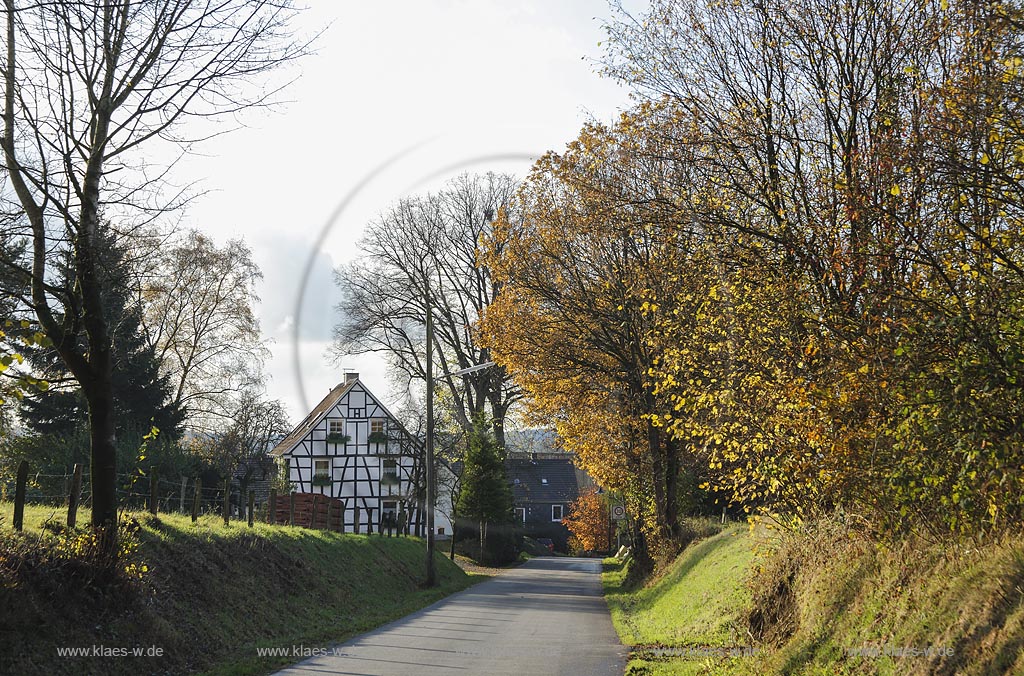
173 1 638 423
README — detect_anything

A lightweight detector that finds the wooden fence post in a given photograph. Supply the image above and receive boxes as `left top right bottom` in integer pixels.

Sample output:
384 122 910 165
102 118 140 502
179 476 187 513
311 494 319 530
288 491 295 527
222 477 230 526
13 460 28 531
268 488 277 524
325 499 333 531
149 465 158 516
354 506 361 534
192 478 201 523
248 490 255 527
67 463 83 529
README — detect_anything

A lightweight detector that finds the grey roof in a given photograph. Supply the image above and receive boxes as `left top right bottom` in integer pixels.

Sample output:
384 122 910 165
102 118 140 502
507 456 579 504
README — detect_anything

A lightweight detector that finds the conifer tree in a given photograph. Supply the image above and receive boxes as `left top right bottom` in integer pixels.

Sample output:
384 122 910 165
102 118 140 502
455 416 513 561
20 226 183 457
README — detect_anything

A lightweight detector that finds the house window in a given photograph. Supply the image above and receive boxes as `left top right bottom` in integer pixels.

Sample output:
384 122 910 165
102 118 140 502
326 419 348 446
541 478 548 485
368 418 388 444
551 505 563 522
311 458 327 481
515 507 526 524
380 458 399 495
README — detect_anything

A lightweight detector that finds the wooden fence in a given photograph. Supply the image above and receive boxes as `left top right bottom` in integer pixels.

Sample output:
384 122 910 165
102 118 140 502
271 492 345 531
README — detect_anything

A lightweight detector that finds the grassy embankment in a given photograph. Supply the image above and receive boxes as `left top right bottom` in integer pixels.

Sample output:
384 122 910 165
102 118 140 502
604 520 1024 675
0 503 482 676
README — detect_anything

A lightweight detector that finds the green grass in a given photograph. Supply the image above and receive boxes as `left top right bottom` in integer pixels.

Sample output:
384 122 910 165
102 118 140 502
603 525 758 675
728 528 1024 676
605 525 755 648
1 502 483 676
603 519 1024 676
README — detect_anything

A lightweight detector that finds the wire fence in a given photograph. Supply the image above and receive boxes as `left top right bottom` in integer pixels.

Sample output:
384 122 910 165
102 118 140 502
1 464 272 526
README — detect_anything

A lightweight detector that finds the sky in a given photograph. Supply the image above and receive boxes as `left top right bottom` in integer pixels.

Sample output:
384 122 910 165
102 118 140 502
172 1 638 423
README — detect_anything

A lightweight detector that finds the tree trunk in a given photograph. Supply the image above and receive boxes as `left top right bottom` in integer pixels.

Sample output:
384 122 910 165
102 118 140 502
629 522 654 579
490 399 507 452
663 434 681 539
84 364 118 556
646 420 668 540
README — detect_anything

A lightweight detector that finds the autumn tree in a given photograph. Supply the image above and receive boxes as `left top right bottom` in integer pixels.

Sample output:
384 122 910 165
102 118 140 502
333 173 521 447
481 111 705 563
563 487 610 553
595 0 1024 536
0 0 306 552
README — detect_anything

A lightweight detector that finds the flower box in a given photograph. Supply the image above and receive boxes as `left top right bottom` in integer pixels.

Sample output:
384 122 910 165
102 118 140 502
311 475 332 487
367 431 388 444
326 433 350 445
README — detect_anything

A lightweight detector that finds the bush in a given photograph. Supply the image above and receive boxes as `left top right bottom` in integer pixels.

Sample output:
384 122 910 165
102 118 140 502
452 518 521 565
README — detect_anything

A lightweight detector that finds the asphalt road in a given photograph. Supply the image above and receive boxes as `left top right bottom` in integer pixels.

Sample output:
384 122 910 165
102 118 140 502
273 557 627 676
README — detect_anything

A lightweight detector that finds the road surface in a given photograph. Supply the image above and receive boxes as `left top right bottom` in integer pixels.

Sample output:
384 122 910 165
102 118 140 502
273 557 626 676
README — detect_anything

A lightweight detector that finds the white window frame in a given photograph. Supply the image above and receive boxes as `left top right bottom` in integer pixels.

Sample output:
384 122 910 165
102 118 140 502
380 458 399 495
515 507 526 524
370 419 386 435
313 458 330 479
551 504 563 522
328 420 345 435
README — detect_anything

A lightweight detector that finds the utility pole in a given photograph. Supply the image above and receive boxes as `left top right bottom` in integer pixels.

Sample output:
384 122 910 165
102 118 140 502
425 282 437 587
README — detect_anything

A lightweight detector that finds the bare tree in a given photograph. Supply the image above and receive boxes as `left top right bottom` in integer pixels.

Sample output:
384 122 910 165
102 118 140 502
189 391 290 509
0 0 306 552
141 229 268 433
333 173 522 448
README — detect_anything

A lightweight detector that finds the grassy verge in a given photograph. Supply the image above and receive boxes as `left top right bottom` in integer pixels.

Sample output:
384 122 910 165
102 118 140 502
603 520 1024 675
733 523 1024 676
0 503 483 676
603 524 757 675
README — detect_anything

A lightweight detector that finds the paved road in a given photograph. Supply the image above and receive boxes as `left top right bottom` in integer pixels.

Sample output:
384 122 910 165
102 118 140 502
274 557 626 676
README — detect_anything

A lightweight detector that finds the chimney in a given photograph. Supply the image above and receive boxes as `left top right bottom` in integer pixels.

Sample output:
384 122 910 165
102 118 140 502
345 372 359 383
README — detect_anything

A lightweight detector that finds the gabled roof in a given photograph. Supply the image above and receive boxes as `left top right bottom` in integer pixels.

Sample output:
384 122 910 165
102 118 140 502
507 456 580 504
270 379 357 456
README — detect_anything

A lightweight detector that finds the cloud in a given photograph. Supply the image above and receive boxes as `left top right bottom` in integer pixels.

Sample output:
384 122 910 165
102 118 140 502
252 233 342 344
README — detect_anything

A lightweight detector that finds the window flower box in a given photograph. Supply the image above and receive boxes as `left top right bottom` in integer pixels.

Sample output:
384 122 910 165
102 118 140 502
326 433 350 445
311 475 333 487
367 431 388 444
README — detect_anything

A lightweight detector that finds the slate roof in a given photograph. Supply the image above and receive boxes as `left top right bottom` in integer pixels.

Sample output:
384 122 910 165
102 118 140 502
269 379 357 456
507 456 580 504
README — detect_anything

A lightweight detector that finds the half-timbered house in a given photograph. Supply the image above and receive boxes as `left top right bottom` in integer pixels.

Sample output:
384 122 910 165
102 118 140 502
270 373 433 534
